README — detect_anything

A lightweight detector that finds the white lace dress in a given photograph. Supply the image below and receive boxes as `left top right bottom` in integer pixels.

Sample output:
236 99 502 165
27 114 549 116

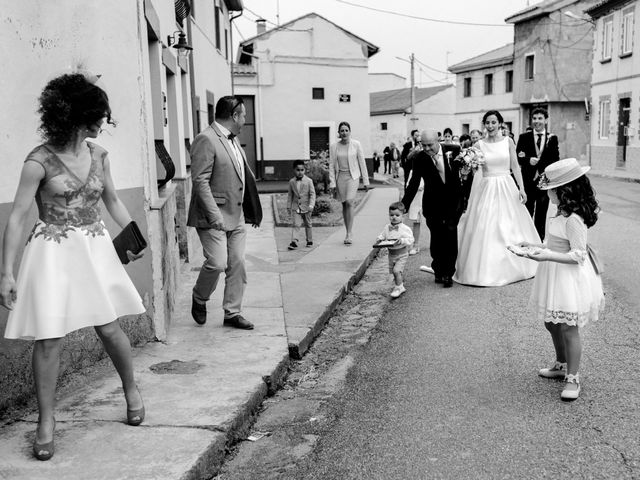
529 213 604 327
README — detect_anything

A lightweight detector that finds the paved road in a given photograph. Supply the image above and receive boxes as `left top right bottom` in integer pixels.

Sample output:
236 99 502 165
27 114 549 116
287 177 640 479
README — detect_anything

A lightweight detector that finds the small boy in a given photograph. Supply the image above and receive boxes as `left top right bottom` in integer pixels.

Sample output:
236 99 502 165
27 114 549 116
287 160 316 250
375 201 414 298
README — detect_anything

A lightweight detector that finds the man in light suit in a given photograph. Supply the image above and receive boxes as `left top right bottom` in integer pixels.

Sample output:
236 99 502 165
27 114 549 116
187 96 262 329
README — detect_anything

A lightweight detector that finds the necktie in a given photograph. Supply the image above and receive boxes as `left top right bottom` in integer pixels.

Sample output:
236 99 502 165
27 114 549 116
432 153 445 182
389 224 400 231
536 133 542 150
228 133 236 140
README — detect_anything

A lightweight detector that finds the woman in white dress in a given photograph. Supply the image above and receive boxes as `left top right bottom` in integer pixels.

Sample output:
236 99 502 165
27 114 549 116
454 110 540 286
0 73 147 460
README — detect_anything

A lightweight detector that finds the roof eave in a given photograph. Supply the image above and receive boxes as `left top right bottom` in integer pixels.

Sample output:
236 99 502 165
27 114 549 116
370 109 408 116
449 57 513 74
585 0 629 18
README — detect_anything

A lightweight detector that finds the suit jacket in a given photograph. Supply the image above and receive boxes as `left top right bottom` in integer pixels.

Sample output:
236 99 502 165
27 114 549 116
401 143 464 224
401 140 418 177
516 130 560 191
187 123 262 230
383 146 400 163
287 175 316 213
328 139 370 187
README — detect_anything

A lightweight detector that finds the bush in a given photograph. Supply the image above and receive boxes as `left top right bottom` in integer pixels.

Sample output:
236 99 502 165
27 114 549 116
312 198 332 216
307 150 330 194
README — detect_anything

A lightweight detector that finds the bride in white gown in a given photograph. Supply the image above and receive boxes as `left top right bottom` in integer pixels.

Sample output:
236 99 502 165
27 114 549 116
454 110 540 286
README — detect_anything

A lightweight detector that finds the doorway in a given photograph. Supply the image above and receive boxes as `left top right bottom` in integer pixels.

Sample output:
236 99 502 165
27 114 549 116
237 95 257 178
616 97 631 168
309 127 330 161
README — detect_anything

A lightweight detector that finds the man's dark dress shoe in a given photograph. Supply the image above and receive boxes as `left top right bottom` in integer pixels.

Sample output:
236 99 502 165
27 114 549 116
223 315 254 330
191 297 207 325
434 276 444 284
442 276 453 288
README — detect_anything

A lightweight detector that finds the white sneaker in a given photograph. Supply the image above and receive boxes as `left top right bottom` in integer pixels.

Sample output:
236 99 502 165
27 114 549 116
390 285 406 298
409 248 419 255
419 265 434 274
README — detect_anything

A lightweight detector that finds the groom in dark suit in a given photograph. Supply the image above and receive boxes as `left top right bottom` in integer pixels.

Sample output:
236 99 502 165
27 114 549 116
402 129 464 288
516 107 560 239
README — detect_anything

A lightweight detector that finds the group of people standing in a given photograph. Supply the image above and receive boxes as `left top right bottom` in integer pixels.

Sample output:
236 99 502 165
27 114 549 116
378 108 604 402
0 69 605 464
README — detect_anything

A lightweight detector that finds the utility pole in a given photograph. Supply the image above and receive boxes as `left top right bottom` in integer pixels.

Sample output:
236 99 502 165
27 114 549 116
410 53 415 127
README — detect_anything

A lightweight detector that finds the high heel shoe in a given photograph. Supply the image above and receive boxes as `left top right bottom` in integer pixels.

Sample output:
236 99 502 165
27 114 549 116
126 386 145 426
33 418 55 461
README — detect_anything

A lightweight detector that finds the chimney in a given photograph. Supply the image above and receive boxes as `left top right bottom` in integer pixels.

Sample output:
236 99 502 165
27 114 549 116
256 19 266 35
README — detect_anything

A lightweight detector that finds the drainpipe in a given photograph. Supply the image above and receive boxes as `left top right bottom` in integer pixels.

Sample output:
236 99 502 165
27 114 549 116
229 10 243 94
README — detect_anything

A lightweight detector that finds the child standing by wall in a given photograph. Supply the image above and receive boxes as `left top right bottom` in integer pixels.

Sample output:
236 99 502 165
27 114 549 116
375 202 414 298
287 160 316 250
515 158 604 402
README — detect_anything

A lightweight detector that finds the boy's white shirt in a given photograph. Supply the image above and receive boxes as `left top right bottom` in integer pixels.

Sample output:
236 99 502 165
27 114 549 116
377 223 414 250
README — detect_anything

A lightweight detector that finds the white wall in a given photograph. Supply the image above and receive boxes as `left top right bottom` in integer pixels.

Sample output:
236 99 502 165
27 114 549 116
370 114 407 154
190 0 234 131
454 66 519 136
369 73 406 93
234 14 373 159
0 0 149 203
414 87 457 132
369 86 457 152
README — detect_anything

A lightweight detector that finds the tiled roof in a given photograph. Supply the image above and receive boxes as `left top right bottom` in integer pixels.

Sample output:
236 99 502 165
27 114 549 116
370 85 452 115
232 63 256 75
585 0 628 17
448 43 514 74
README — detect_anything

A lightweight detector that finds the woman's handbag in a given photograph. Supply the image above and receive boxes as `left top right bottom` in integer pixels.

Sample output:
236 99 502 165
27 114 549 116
112 221 147 264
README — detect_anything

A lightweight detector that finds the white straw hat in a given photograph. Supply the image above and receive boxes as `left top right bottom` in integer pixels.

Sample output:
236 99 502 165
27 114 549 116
538 158 590 190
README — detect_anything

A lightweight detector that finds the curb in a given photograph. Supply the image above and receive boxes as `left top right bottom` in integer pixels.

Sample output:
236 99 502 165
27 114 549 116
288 246 380 360
589 172 640 184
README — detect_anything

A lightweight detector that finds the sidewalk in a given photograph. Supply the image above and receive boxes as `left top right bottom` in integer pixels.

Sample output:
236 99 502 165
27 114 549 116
0 187 399 480
589 167 640 184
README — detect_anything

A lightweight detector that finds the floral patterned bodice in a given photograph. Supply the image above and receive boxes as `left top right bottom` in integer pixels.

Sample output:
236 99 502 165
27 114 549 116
26 142 107 242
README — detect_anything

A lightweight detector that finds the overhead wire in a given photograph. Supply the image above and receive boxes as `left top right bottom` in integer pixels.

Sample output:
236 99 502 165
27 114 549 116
335 0 511 27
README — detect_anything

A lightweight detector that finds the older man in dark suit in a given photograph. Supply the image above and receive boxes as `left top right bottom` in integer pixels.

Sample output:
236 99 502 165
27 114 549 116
402 129 465 288
188 96 262 329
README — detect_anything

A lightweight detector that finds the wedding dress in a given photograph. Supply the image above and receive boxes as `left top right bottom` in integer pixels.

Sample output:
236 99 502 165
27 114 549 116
454 138 540 286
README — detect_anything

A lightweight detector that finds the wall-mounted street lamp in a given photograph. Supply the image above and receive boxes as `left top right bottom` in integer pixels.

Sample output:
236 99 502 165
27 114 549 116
563 11 595 25
167 31 193 57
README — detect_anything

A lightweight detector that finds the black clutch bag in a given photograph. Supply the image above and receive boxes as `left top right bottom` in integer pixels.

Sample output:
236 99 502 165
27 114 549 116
112 221 147 264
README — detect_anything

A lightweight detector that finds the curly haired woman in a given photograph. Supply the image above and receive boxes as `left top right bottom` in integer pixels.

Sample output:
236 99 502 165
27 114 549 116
0 73 147 460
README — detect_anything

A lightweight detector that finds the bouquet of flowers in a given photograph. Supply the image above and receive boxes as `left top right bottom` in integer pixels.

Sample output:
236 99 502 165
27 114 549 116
453 146 485 180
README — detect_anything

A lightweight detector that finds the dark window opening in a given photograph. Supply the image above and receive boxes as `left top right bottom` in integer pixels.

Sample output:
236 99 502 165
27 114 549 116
215 6 221 50
484 73 493 95
463 77 472 97
312 87 325 100
381 122 387 130
525 55 534 80
505 70 513 93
